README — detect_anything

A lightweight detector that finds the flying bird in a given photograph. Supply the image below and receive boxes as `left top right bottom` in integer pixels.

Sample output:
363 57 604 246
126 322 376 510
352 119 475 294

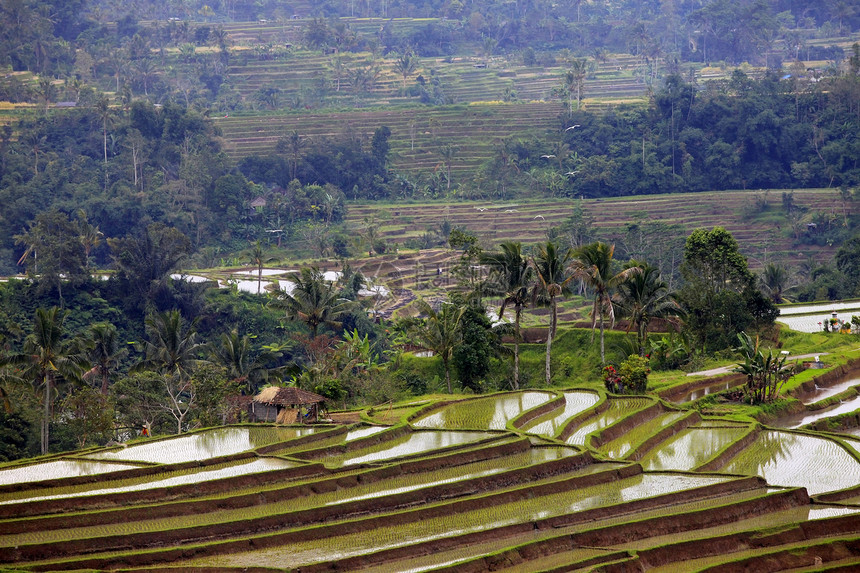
565 171 579 176
541 154 556 159
565 125 581 131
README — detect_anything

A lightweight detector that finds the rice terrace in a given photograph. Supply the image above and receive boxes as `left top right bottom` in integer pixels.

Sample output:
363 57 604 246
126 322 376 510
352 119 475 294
7 359 860 571
3 0 860 570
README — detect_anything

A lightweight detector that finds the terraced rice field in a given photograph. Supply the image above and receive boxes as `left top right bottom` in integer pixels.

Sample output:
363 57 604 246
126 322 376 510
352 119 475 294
5 388 860 572
343 190 842 270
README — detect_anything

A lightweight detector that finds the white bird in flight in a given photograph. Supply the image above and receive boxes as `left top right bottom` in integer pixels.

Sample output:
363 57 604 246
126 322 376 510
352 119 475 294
565 125 581 131
541 154 555 159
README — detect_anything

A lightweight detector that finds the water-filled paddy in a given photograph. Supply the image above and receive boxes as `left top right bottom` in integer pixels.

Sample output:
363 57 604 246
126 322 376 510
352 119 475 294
797 377 860 405
673 380 740 403
639 426 748 471
412 392 554 430
565 397 652 446
519 391 600 437
0 457 295 504
231 268 295 276
88 427 318 464
326 430 499 467
192 472 732 569
0 459 142 486
778 301 860 316
777 312 860 332
772 394 860 428
720 430 860 495
0 447 585 548
344 426 390 441
599 411 688 459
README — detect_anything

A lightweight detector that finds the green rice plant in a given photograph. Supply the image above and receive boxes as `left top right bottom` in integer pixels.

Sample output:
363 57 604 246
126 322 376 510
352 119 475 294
0 459 143 487
182 472 732 570
86 427 317 465
518 391 601 438
322 430 500 468
638 427 749 471
0 458 298 507
720 430 860 495
412 392 554 430
565 397 652 446
599 411 689 460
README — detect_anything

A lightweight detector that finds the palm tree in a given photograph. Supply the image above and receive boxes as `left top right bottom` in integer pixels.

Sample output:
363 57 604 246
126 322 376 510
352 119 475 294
270 267 352 339
394 51 418 88
759 263 792 303
247 240 279 294
614 261 682 354
83 322 127 395
480 242 533 389
563 59 588 116
571 242 640 364
438 143 458 192
413 299 464 393
134 310 202 379
209 329 283 394
0 308 86 454
94 95 113 190
531 241 574 384
76 209 103 269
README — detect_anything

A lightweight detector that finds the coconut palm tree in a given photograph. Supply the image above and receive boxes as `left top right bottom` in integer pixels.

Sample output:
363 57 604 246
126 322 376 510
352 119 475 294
134 310 202 379
572 242 640 364
0 308 87 454
531 241 574 385
413 299 464 393
209 329 284 394
76 209 103 270
614 261 682 354
759 262 792 303
480 241 533 389
247 240 279 294
270 267 352 339
83 322 127 395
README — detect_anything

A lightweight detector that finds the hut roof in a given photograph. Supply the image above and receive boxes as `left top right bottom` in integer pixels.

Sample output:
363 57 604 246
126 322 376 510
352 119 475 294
254 386 325 405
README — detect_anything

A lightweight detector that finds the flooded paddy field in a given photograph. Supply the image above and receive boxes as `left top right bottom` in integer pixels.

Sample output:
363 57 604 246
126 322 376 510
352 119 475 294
639 425 750 471
565 396 653 445
87 426 318 464
719 430 860 495
772 393 860 429
6 389 860 572
519 390 601 437
411 391 554 430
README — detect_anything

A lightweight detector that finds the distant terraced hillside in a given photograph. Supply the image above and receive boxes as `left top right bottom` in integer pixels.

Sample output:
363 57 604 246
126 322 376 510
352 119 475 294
344 189 844 269
216 101 567 175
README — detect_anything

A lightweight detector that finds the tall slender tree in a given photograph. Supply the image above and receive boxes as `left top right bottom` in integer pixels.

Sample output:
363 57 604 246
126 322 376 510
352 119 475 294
247 240 279 294
480 241 533 389
413 299 464 394
614 261 682 354
83 322 127 395
572 242 640 364
1 308 86 454
531 241 574 384
270 267 352 339
134 310 202 379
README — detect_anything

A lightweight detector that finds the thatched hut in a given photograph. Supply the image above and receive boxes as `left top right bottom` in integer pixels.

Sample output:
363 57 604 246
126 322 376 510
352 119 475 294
251 386 326 424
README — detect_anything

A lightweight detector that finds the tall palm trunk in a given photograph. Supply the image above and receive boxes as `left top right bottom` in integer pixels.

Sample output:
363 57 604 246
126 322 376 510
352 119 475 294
545 298 556 385
443 356 452 394
513 305 521 390
599 312 605 364
42 370 54 455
